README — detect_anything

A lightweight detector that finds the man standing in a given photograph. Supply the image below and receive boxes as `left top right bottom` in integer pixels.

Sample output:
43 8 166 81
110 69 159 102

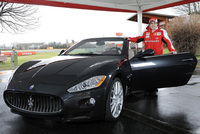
128 17 177 55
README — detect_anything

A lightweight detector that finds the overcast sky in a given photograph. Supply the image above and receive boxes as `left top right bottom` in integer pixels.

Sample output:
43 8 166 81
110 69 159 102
0 5 177 46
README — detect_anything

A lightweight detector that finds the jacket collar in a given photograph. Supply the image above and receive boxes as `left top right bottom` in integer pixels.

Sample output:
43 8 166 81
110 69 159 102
146 25 161 32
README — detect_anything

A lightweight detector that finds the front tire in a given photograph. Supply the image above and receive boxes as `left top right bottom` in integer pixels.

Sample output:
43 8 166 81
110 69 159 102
105 78 124 121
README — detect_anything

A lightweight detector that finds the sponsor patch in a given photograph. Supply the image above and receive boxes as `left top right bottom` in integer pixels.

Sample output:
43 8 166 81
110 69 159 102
146 32 150 35
146 35 150 38
157 32 161 35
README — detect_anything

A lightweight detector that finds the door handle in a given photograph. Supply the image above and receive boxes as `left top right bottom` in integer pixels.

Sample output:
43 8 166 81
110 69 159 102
182 58 193 62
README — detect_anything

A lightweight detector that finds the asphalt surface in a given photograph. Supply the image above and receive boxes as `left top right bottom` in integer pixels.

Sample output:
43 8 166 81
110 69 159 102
1 70 200 134
0 71 168 134
123 67 200 134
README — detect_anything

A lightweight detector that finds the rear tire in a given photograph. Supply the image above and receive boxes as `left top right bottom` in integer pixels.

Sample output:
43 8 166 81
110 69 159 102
105 78 124 121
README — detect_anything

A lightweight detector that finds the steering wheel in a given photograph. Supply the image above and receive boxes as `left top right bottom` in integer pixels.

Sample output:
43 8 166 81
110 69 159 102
108 47 122 54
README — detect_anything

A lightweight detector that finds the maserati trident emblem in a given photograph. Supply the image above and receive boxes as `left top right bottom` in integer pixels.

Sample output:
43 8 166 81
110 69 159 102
29 85 34 90
28 96 34 108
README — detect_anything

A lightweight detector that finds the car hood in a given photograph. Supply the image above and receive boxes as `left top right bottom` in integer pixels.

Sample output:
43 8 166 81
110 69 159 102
11 55 120 89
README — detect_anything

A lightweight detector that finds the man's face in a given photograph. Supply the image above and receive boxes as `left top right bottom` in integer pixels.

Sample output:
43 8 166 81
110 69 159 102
149 21 158 31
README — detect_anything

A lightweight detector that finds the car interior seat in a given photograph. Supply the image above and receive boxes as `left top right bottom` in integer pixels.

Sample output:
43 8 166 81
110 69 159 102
96 41 105 54
128 43 136 59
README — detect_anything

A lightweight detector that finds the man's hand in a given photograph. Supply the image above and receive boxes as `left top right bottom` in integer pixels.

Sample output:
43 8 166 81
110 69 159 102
171 51 177 54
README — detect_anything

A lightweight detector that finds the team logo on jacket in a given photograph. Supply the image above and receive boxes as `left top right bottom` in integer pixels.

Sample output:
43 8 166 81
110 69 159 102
146 32 150 35
157 32 161 35
146 35 150 38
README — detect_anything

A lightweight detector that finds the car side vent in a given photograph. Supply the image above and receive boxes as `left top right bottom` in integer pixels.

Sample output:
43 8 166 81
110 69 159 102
5 91 63 113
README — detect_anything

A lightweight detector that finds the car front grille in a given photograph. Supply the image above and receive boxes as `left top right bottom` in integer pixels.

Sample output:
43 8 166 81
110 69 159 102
4 91 63 113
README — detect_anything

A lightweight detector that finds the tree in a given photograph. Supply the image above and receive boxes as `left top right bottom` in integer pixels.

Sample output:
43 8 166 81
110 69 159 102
174 2 200 15
0 2 39 33
71 40 75 44
167 14 200 55
66 38 70 48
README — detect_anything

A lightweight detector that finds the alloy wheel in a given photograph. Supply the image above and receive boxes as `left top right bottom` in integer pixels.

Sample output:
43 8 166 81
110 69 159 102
110 80 124 118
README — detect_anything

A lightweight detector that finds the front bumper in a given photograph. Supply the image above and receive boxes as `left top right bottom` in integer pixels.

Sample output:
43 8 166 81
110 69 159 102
3 85 107 122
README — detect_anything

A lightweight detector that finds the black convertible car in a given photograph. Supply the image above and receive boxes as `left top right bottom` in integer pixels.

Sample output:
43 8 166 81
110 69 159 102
3 37 197 122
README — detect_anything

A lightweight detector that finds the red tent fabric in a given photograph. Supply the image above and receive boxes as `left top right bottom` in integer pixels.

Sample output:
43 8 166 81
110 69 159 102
1 0 199 13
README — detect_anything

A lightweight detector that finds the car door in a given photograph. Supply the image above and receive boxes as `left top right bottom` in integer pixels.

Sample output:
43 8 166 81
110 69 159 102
129 52 197 90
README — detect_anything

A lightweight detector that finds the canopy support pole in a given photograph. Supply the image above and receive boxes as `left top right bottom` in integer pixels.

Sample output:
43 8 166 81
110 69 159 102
137 7 142 35
137 7 143 50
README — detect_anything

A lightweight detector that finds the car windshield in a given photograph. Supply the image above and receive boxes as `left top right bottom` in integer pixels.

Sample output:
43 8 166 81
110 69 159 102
63 38 125 56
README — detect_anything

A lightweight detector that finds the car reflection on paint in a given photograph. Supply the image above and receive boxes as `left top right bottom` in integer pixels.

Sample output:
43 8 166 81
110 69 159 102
3 37 197 122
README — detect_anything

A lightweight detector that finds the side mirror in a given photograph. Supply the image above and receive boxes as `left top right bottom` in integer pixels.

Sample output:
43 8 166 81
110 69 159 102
134 49 154 58
59 50 65 56
142 49 155 56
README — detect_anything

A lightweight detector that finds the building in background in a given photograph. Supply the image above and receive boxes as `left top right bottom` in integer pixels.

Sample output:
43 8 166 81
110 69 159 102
128 12 177 29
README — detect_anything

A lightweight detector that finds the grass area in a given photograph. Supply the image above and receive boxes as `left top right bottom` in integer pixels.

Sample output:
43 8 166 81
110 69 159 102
163 48 170 54
0 52 58 70
196 46 200 60
196 55 200 60
0 48 198 70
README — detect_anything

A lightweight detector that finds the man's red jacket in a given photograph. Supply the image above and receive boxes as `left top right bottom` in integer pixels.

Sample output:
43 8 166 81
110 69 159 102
129 26 176 55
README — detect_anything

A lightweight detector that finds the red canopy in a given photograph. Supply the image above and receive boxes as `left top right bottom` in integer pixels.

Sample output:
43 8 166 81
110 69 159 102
1 0 199 13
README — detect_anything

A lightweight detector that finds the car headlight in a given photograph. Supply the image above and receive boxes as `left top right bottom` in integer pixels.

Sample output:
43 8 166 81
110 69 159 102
67 75 106 93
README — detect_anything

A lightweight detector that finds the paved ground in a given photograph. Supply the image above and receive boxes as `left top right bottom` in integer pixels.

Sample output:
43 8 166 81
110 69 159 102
0 71 168 134
124 74 200 134
1 69 200 134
